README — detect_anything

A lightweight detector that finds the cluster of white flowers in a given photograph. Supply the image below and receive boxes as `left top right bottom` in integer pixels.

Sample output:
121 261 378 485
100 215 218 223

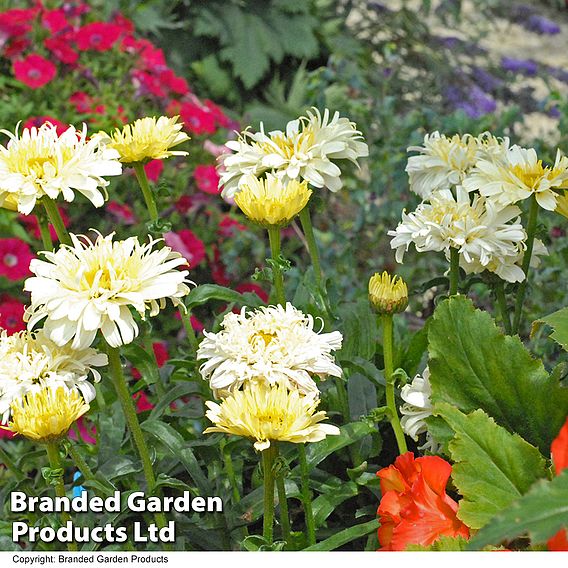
0 329 106 422
197 302 343 397
390 131 565 282
218 107 368 198
0 122 122 214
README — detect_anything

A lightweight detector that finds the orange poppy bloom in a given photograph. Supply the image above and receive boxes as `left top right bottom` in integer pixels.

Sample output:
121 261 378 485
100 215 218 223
548 418 568 551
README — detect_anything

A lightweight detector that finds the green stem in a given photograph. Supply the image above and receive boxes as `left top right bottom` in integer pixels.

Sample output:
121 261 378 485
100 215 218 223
142 334 165 398
104 341 167 530
67 444 96 486
298 444 316 546
275 444 291 543
495 281 512 335
299 206 323 287
382 314 408 455
513 195 539 334
449 247 460 296
35 211 53 250
179 306 197 353
262 444 277 545
268 226 285 305
45 443 77 552
133 162 159 222
221 441 248 539
42 198 71 246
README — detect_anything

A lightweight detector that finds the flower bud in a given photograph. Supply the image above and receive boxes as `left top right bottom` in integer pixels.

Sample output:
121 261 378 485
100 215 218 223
369 271 408 315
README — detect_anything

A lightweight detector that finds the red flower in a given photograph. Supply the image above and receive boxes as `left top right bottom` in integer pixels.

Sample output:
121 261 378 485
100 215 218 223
23 116 67 135
0 8 38 38
164 229 206 268
13 54 56 89
144 159 164 182
0 238 34 281
41 9 69 34
69 91 92 113
176 101 216 136
132 69 166 98
193 164 221 195
0 296 25 334
175 195 194 215
209 245 230 286
377 452 470 551
68 417 96 445
107 201 137 225
204 100 232 128
218 215 246 239
112 13 135 35
158 69 190 96
235 282 269 303
548 418 568 551
45 35 78 64
133 391 154 413
76 22 122 51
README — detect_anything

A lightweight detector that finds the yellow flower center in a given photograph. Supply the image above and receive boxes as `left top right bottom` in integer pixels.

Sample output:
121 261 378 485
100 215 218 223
510 160 562 190
249 331 276 347
260 129 315 160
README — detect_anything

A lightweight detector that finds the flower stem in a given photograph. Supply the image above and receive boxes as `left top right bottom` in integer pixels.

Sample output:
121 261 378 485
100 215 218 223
133 162 158 222
299 205 323 287
221 440 248 538
42 197 71 246
35 210 53 250
298 443 316 546
262 444 277 545
45 442 77 552
67 444 96 486
382 314 408 455
268 226 285 305
275 444 291 543
495 280 512 335
449 247 460 296
513 195 539 334
104 341 167 530
179 306 197 353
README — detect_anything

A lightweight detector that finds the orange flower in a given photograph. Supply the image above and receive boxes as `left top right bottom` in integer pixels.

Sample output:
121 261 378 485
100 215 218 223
548 418 568 551
377 452 470 551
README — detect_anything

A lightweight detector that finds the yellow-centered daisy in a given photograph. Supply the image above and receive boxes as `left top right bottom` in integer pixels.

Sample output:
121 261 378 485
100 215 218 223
234 174 312 227
369 271 408 315
2 387 89 443
203 382 340 451
101 116 190 165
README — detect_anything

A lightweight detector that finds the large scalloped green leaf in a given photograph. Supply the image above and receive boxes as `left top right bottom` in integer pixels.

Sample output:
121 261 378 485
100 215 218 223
428 296 568 454
436 404 547 530
469 469 568 550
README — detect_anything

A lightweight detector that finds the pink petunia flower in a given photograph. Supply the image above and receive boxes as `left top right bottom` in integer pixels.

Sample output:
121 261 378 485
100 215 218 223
193 164 220 195
76 22 122 51
0 238 34 280
0 296 26 334
164 229 206 268
13 54 56 88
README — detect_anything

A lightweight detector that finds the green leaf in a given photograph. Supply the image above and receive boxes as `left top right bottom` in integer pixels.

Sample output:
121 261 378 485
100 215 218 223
406 535 469 551
532 307 568 351
148 383 202 420
469 469 568 550
305 422 376 469
185 284 264 311
122 343 159 385
428 296 568 453
337 300 377 361
141 420 210 494
312 480 358 527
304 519 379 551
436 404 547 529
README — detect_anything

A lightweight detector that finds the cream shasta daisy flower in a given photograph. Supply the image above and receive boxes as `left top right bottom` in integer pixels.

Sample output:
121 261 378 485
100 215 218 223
2 386 90 443
463 146 568 210
0 122 122 215
204 382 340 451
24 232 192 350
388 188 527 282
100 115 190 165
219 107 368 198
400 367 438 453
406 131 508 199
0 328 106 422
197 302 343 397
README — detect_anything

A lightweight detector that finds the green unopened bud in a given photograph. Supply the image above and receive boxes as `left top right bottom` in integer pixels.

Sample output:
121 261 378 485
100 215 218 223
369 271 408 315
